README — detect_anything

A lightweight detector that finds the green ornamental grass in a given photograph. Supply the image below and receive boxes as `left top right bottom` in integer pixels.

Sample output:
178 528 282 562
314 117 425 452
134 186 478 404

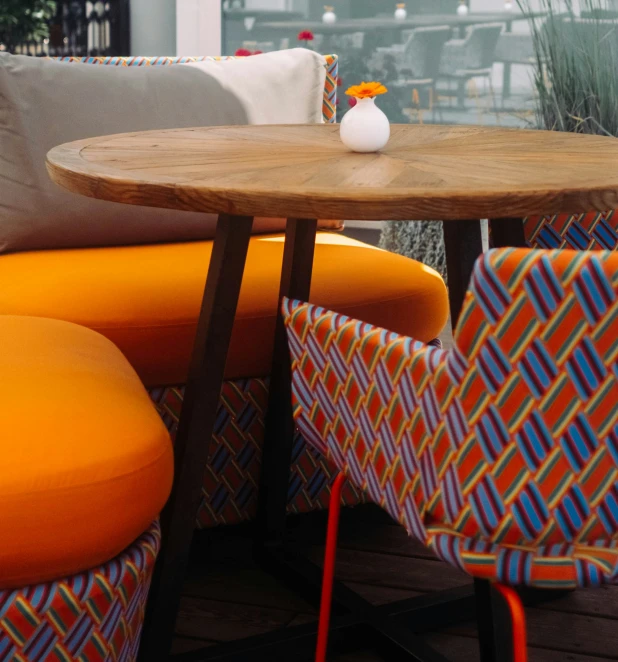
518 0 618 136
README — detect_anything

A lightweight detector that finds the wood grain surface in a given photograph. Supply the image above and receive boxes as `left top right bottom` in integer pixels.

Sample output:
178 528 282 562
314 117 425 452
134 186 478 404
47 124 618 221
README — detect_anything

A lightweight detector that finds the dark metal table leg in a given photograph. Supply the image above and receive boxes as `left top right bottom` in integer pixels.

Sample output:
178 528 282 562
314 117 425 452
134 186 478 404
442 219 484 327
475 579 516 662
139 214 254 661
475 579 498 662
256 218 318 545
490 217 527 248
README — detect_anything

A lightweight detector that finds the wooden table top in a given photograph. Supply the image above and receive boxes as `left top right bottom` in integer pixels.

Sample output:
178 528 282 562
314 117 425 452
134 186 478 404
47 124 618 221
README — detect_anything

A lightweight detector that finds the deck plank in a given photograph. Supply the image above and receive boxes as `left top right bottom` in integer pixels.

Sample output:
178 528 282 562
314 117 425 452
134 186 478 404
174 507 618 660
176 595 298 642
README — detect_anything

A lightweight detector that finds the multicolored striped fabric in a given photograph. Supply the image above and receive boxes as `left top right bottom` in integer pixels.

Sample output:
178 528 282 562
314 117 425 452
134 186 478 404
52 55 339 124
149 381 365 528
525 211 618 251
0 522 160 661
284 248 618 589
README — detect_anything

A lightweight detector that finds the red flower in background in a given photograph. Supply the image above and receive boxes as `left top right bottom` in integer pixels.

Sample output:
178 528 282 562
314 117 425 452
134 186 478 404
348 97 357 108
298 30 315 42
235 48 262 56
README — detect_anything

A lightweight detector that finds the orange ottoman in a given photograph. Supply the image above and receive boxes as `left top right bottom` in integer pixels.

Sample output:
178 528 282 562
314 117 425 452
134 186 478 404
0 316 173 660
0 233 447 527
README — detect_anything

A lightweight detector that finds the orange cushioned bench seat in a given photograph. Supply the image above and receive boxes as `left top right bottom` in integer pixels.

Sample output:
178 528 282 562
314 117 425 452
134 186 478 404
0 315 173 588
0 233 448 387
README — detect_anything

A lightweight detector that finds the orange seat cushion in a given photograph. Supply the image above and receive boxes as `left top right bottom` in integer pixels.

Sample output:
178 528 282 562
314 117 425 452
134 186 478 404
0 316 173 588
0 233 448 387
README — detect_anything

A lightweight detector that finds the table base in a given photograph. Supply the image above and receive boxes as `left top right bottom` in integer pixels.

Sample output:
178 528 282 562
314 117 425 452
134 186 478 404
171 555 475 662
170 548 569 662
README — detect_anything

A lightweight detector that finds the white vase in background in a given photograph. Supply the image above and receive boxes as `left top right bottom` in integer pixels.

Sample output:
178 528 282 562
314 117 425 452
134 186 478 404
322 5 337 24
504 0 514 10
394 3 408 20
340 98 391 153
457 1 469 16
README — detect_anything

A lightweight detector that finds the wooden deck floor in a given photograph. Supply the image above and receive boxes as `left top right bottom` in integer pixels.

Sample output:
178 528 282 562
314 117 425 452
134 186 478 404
172 505 618 661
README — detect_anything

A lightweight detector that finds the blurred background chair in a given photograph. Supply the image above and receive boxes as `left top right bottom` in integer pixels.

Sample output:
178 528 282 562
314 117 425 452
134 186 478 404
377 25 452 123
494 32 536 105
438 22 503 110
338 31 365 51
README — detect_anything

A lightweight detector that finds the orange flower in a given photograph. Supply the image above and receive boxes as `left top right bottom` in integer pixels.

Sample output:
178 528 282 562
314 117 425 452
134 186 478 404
345 81 388 99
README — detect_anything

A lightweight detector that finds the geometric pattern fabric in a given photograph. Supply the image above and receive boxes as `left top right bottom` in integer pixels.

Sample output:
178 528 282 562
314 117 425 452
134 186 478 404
0 522 160 661
525 210 618 251
149 381 366 528
52 55 339 125
283 248 618 588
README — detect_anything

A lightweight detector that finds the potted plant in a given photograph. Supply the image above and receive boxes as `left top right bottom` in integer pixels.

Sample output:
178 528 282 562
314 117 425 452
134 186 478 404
0 0 56 51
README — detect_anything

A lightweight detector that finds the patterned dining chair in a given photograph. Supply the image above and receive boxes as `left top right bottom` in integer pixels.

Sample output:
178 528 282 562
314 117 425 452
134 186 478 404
283 246 618 662
525 210 618 250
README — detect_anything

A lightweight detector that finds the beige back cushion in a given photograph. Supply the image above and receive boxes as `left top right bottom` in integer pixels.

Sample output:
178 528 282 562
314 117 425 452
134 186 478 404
0 49 327 254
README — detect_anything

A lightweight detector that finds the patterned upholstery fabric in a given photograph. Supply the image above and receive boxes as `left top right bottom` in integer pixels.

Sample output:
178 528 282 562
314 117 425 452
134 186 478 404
149 382 366 528
0 522 160 661
284 248 618 588
525 211 618 251
53 55 339 125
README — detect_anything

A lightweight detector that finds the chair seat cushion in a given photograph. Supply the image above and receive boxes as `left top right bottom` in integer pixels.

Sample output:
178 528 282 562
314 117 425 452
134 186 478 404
0 232 448 387
0 316 173 588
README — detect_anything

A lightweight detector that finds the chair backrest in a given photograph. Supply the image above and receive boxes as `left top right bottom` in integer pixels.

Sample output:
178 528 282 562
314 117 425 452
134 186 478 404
461 22 503 69
494 32 535 64
404 26 452 79
284 247 618 552
52 54 339 125
338 32 365 50
525 211 618 250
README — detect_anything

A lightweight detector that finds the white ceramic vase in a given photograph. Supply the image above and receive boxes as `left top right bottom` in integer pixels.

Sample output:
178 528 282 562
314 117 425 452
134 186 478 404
394 7 408 20
457 2 469 15
322 10 337 23
340 98 391 153
504 0 513 10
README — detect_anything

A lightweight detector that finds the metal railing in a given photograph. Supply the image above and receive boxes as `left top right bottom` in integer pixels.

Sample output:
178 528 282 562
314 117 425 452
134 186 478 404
3 0 130 57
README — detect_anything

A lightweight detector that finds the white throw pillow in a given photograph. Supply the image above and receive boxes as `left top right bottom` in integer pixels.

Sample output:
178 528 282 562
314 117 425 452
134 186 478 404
0 49 327 254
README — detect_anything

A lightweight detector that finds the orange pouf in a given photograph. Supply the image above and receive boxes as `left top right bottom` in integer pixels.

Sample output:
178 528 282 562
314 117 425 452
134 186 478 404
0 316 172 588
0 233 448 387
0 522 161 661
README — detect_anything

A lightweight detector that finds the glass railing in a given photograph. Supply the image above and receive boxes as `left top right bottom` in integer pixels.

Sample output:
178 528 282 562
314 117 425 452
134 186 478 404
222 0 541 128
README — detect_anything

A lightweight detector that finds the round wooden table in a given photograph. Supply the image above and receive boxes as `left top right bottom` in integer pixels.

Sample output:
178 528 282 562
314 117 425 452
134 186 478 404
47 123 618 661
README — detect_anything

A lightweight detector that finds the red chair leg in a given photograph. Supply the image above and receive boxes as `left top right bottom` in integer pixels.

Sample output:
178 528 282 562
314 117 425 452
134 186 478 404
495 584 528 662
315 472 346 662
